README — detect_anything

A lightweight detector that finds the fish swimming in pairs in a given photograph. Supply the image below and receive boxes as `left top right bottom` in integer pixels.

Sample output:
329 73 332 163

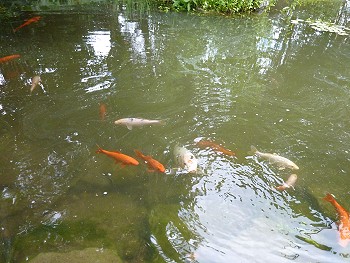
174 145 198 173
0 54 20 64
99 103 106 120
135 150 166 173
13 16 41 32
250 146 299 170
323 193 350 247
276 174 297 191
114 118 165 130
96 145 139 167
196 140 236 156
30 75 41 93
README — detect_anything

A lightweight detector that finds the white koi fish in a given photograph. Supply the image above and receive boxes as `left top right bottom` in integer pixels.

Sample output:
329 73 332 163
174 145 198 173
250 146 299 170
30 75 41 93
276 174 298 191
114 118 164 130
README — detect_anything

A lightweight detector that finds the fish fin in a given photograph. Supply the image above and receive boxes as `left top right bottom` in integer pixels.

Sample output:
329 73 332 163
249 145 258 154
323 193 335 203
159 119 166 126
134 149 143 157
126 124 133 130
95 144 103 153
278 167 285 170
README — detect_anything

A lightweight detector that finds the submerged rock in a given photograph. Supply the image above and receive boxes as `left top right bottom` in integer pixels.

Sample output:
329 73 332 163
30 247 122 263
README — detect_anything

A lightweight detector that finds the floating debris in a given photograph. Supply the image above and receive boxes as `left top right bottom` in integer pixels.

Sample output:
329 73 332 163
291 18 350 36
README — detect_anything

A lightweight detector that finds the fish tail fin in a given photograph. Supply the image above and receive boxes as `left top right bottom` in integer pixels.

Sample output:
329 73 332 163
323 193 335 203
134 149 143 158
95 144 103 154
159 119 166 126
249 145 258 154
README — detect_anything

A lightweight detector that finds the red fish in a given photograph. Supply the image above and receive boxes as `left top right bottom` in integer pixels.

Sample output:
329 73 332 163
196 140 236 156
323 193 350 247
99 103 106 120
96 145 139 167
13 16 41 32
0 54 20 64
135 150 166 173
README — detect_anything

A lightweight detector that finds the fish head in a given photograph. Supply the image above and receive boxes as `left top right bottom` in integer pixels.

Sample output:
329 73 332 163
114 119 124 125
184 153 198 173
289 163 299 170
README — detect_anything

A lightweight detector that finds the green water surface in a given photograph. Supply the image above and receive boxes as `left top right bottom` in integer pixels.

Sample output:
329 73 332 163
0 1 350 262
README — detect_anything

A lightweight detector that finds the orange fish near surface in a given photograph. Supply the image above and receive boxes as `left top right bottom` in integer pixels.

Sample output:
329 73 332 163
323 193 350 247
96 145 139 167
0 54 20 64
99 103 106 120
135 150 166 173
13 16 41 32
196 140 236 156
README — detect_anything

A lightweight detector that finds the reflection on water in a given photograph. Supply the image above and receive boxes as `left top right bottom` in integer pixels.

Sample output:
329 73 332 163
0 1 350 262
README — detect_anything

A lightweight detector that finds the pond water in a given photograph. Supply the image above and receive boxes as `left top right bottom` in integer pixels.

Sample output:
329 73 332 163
0 1 350 262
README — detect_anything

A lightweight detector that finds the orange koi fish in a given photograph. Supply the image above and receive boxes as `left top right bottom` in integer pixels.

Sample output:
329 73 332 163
196 140 236 156
96 145 139 167
135 150 166 173
323 193 350 247
14 16 41 32
99 103 106 120
276 174 297 191
0 54 20 64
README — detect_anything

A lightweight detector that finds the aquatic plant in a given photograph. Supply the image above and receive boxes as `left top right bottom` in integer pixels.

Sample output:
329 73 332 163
160 0 266 13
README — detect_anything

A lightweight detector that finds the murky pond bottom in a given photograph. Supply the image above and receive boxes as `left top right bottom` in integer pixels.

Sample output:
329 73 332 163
0 2 350 262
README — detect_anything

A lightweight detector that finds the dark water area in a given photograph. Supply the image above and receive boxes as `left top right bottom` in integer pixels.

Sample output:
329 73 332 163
0 1 350 262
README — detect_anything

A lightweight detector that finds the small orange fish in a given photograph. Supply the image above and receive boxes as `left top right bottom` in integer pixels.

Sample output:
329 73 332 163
0 54 20 64
96 145 139 167
196 140 236 156
135 150 166 173
14 16 41 32
99 103 106 120
323 193 350 247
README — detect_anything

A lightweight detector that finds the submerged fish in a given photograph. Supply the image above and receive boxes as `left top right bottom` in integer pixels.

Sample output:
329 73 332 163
99 103 106 120
96 145 139 167
250 146 299 170
174 145 198 173
135 150 166 173
323 193 350 247
13 16 41 32
196 140 236 156
0 54 20 64
276 174 298 191
30 75 41 93
114 118 164 130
